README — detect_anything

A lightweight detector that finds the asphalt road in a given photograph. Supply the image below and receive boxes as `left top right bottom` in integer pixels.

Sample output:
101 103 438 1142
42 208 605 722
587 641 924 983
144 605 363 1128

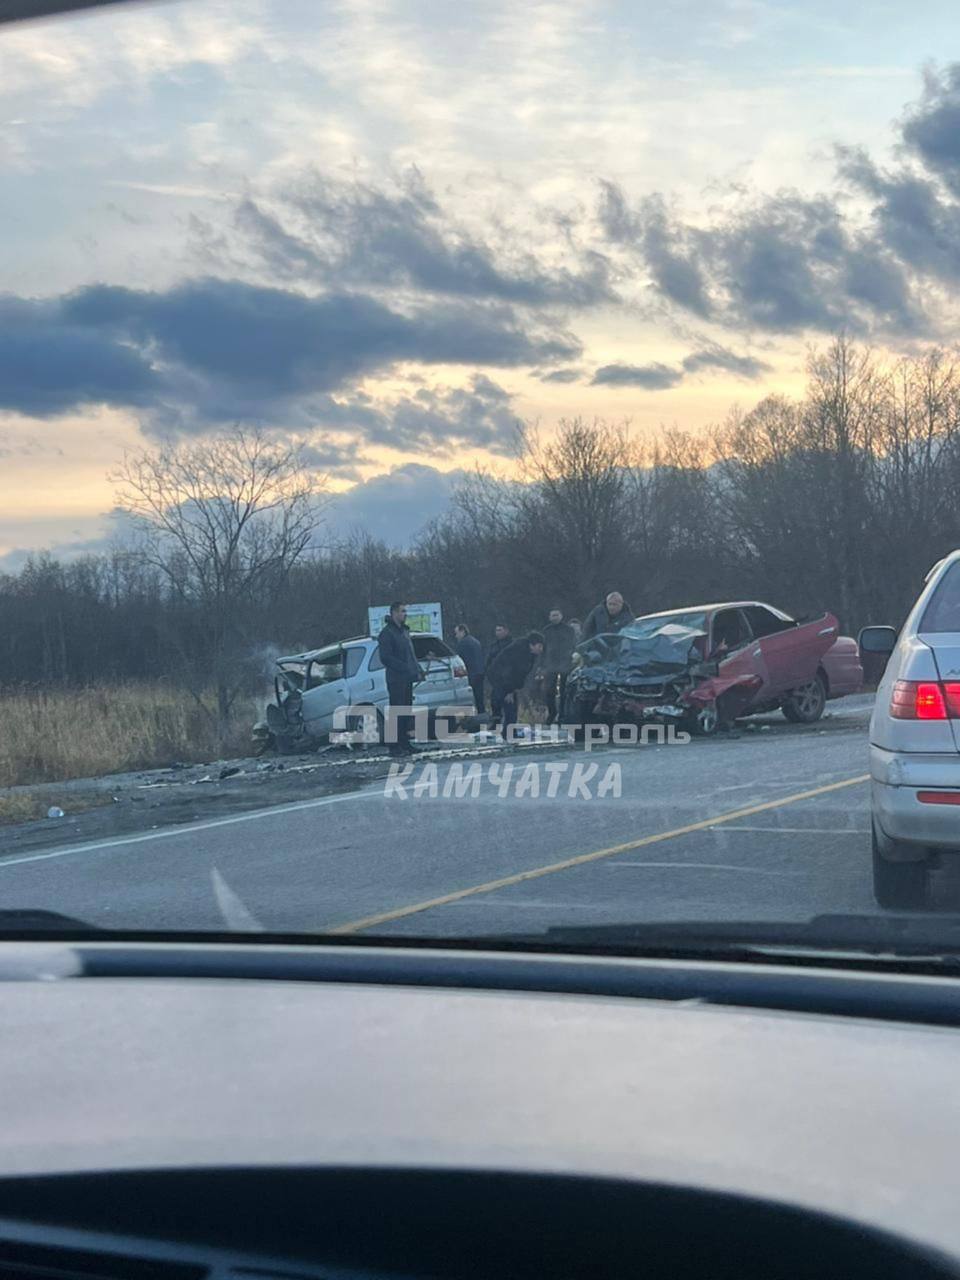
0 695 907 937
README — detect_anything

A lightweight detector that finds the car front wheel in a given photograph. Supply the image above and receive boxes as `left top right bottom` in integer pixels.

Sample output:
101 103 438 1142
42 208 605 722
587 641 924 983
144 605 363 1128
872 822 930 909
782 673 827 724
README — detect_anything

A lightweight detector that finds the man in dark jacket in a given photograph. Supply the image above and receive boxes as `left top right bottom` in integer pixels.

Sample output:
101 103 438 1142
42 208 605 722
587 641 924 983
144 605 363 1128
541 608 576 725
453 623 485 712
580 591 634 642
485 623 512 719
377 602 423 755
487 631 545 740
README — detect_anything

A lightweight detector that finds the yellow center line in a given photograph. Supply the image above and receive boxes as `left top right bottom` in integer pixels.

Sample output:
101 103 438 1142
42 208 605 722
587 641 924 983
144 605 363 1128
329 772 870 935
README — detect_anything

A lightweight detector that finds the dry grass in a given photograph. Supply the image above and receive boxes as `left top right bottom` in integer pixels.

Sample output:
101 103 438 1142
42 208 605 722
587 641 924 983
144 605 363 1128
0 684 260 787
0 789 111 827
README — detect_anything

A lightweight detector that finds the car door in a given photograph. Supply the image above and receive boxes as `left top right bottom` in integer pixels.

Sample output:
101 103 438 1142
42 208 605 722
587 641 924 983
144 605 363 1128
299 646 351 737
741 604 810 692
710 607 771 710
765 612 840 697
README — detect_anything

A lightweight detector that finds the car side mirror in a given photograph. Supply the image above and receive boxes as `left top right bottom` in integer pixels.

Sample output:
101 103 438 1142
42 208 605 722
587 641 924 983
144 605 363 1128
858 625 897 656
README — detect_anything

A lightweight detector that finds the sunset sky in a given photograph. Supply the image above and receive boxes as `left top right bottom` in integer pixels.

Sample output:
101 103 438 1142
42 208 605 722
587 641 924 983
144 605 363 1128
2 0 960 563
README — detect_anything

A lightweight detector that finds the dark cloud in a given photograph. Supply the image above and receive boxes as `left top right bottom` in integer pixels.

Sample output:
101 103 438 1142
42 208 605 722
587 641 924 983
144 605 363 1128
325 463 468 548
681 344 771 378
592 362 682 389
368 374 518 456
538 367 583 383
313 374 518 457
298 437 368 481
592 343 768 391
0 295 157 417
599 185 711 318
837 145 960 283
233 172 615 308
0 277 577 429
900 65 960 194
599 179 923 338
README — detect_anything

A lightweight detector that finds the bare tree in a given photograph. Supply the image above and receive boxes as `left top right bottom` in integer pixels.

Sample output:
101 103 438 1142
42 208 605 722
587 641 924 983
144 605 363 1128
113 428 326 743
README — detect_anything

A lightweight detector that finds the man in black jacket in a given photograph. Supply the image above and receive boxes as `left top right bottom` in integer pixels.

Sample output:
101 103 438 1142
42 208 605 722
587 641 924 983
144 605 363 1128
485 623 512 719
487 631 545 740
377 602 423 755
453 623 485 712
580 591 634 642
541 608 577 725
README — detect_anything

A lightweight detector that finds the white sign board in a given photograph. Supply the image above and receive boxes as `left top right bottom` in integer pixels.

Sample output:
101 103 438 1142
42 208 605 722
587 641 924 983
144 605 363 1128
368 602 443 639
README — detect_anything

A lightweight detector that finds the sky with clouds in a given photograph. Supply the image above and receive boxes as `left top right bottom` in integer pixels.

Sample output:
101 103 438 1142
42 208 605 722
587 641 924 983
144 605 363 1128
2 0 960 562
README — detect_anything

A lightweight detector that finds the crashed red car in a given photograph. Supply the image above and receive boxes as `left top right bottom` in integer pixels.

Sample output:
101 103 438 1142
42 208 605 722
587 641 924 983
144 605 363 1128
563 600 863 735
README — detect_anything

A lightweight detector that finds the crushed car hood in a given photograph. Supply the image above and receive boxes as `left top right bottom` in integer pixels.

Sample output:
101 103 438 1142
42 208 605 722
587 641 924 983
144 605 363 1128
575 623 708 685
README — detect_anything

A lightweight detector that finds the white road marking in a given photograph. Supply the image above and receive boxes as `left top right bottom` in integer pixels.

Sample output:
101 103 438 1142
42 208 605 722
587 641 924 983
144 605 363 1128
211 868 266 932
0 788 381 870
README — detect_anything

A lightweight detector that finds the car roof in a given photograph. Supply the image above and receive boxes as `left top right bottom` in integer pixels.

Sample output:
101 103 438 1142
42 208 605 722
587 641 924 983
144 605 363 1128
277 633 447 664
925 549 960 582
635 601 778 620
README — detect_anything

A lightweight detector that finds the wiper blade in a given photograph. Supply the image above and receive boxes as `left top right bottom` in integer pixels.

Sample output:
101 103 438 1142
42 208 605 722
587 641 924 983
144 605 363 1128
470 914 960 963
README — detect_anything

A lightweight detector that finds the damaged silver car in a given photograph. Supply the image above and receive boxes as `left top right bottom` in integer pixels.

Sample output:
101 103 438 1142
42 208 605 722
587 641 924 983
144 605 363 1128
254 633 475 753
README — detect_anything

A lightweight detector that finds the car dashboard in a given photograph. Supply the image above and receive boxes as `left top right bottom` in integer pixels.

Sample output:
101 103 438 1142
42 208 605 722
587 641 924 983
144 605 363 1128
0 940 957 1279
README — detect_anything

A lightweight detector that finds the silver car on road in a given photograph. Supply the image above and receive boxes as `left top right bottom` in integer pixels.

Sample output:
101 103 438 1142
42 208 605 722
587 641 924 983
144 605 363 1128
862 550 960 908
258 633 475 751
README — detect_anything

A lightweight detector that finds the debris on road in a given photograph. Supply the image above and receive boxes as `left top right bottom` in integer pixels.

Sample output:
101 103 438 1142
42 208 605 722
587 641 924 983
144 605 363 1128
46 806 65 819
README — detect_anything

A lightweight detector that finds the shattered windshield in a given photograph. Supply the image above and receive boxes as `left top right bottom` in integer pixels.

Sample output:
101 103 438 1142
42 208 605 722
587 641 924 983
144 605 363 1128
3 0 960 955
621 614 710 641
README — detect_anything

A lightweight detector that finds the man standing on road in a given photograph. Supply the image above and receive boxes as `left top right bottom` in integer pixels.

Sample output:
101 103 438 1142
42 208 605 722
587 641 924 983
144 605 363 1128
541 608 576 725
453 623 485 713
377 601 423 756
487 631 545 741
486 623 512 719
580 591 634 642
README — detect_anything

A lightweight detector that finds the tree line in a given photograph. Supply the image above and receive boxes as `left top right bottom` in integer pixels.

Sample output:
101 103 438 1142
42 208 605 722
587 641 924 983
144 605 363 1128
3 337 959 738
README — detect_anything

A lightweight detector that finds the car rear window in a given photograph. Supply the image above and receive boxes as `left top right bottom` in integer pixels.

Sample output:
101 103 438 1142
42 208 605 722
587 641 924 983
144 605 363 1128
921 561 960 632
413 636 452 658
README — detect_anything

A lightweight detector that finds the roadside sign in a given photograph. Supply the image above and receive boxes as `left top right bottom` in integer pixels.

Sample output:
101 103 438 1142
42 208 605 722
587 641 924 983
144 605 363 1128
368 602 443 637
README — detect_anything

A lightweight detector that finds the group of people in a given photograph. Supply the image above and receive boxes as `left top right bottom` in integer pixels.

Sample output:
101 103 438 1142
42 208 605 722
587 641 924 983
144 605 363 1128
376 592 638 753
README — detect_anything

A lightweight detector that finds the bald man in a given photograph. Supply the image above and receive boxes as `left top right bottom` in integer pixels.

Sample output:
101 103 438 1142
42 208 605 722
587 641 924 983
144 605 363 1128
580 591 635 642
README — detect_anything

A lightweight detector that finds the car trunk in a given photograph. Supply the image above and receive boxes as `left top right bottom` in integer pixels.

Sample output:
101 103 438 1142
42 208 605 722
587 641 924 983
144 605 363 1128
411 636 460 690
927 634 960 752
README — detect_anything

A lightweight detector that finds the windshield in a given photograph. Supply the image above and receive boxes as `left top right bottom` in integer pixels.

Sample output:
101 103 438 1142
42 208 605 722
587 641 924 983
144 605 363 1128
2 0 960 958
624 613 710 640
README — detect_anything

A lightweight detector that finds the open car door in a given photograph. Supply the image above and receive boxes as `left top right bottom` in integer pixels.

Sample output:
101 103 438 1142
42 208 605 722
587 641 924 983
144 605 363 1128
754 612 840 698
705 607 771 718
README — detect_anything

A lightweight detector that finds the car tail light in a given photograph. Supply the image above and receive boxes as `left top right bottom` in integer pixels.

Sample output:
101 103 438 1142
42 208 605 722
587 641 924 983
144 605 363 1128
890 680 952 719
917 791 960 805
453 661 467 677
